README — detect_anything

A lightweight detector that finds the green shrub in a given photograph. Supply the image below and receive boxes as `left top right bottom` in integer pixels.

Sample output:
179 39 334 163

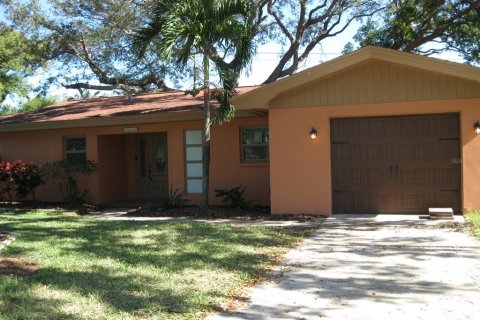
11 161 44 202
41 160 97 209
0 160 44 204
215 186 252 209
165 186 189 209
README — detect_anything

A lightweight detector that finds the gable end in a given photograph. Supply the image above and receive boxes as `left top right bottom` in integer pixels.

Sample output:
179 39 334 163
270 59 480 109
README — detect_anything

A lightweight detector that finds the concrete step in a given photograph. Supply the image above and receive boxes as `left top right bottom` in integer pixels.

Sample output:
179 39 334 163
428 207 454 220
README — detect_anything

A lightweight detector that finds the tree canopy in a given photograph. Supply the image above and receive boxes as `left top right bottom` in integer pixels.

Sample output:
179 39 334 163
257 0 382 83
1 0 175 94
0 25 47 104
354 0 480 63
1 0 479 102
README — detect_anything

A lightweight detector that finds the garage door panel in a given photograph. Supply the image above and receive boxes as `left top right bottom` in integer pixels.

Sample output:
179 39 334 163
331 113 461 214
333 166 392 187
434 140 459 159
431 191 461 209
431 167 460 185
397 143 433 160
396 141 459 160
333 192 390 212
400 193 427 210
398 167 427 184
365 168 390 184
397 166 460 185
332 118 397 139
399 115 459 138
333 143 394 162
365 144 389 160
332 144 363 161
334 168 364 185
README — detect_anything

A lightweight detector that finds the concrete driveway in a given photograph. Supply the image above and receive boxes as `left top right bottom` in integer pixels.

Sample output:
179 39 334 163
209 215 480 320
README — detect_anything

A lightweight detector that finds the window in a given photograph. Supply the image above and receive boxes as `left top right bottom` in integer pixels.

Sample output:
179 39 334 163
64 136 87 165
241 127 269 162
185 130 203 193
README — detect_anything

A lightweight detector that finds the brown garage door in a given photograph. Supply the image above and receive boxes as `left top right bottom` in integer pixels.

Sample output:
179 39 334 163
331 114 461 214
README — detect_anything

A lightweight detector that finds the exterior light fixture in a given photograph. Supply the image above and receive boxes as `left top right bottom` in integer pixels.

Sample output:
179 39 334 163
310 127 318 140
475 121 480 135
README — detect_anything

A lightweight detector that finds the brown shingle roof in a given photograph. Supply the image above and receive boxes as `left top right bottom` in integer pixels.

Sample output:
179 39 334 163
0 86 260 125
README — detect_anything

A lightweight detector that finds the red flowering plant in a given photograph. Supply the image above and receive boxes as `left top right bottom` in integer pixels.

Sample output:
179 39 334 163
0 161 15 203
10 160 44 203
0 160 44 204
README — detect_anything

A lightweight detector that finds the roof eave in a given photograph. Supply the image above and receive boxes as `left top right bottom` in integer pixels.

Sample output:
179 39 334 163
0 108 267 133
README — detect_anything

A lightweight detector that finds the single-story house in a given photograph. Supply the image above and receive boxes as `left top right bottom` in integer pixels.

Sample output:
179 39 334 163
1 46 480 215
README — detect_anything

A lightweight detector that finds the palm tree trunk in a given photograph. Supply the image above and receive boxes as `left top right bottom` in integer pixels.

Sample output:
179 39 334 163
201 54 211 208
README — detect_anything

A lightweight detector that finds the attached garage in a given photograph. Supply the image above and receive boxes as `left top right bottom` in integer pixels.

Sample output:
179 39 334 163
231 46 480 216
331 114 461 214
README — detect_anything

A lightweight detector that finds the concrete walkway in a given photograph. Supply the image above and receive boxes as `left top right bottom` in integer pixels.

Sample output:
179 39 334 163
88 208 324 227
208 215 480 320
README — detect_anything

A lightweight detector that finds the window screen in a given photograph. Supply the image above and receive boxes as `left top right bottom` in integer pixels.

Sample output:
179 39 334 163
64 137 87 165
241 127 269 162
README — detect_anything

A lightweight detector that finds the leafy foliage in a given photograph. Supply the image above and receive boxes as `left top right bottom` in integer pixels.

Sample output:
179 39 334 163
135 0 256 85
41 160 97 208
16 97 56 113
1 96 56 114
466 211 480 239
0 25 47 104
0 160 44 203
258 0 382 83
354 0 480 63
165 186 189 209
215 186 253 208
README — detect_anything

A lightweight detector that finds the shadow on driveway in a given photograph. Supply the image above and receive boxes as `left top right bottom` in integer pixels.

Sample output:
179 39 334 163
209 214 480 320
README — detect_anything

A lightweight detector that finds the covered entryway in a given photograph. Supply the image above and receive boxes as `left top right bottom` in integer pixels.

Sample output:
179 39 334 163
97 132 169 205
331 113 461 214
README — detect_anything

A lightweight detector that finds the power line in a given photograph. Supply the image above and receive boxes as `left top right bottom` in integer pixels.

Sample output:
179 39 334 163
257 51 342 56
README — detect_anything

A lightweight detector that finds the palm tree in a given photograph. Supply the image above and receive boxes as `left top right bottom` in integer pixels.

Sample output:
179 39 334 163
135 0 256 208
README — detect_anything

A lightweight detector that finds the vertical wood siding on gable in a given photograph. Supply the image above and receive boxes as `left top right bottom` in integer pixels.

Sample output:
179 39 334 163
270 60 480 108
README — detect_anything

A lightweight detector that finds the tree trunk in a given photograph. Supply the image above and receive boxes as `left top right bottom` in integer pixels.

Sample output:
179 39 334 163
201 54 211 208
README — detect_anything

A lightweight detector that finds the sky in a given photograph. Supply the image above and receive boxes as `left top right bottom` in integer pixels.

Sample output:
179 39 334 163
238 20 464 86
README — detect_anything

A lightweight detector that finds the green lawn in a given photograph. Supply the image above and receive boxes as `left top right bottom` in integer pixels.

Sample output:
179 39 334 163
466 211 480 239
0 210 315 320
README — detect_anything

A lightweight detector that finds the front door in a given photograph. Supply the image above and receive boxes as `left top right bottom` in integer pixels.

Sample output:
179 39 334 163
137 133 168 200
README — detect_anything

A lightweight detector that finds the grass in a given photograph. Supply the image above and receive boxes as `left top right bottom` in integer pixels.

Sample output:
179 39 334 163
465 211 480 239
0 209 316 320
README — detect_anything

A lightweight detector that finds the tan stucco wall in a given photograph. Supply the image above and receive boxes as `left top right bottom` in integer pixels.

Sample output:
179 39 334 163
0 117 270 206
269 98 480 215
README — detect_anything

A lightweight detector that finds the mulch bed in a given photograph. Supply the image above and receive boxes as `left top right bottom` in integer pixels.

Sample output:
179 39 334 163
127 205 321 222
0 256 39 276
0 232 39 277
411 221 472 232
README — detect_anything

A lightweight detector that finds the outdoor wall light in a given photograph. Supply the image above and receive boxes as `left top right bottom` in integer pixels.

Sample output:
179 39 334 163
475 121 480 135
310 127 318 140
